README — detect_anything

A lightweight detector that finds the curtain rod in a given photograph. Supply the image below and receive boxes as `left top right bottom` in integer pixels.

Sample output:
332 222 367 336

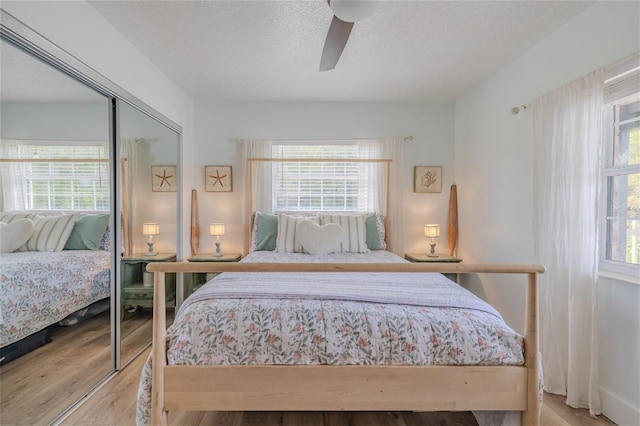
234 136 413 143
511 52 640 116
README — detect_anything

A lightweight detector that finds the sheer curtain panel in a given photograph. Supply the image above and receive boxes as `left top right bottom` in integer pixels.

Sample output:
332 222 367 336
0 140 27 212
533 69 604 415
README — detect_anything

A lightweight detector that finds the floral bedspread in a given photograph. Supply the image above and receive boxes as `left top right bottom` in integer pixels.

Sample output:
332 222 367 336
0 250 111 347
136 251 525 425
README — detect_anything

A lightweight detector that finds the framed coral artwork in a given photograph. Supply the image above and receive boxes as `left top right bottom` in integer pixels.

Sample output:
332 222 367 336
205 165 232 192
414 166 442 193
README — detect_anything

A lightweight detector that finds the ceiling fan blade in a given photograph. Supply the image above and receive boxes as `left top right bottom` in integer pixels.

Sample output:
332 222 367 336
319 15 354 71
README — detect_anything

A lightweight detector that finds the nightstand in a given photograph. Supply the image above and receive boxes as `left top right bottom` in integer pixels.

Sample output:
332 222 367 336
186 253 242 296
121 253 177 309
404 253 463 283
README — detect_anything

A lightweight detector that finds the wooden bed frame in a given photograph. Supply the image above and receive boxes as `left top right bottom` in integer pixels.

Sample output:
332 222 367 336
147 261 544 426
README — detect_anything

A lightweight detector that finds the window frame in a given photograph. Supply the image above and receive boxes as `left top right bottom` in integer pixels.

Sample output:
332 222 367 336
270 141 379 214
599 93 640 281
12 139 110 212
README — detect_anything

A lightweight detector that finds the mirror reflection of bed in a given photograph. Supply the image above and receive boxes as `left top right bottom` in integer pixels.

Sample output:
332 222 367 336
0 38 114 424
0 35 181 424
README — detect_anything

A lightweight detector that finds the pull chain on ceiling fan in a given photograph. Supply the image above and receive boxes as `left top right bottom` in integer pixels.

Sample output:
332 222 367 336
319 0 380 72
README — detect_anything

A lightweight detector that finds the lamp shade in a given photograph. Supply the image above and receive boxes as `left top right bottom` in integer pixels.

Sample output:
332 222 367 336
329 0 380 23
143 223 159 235
210 223 226 236
424 224 440 238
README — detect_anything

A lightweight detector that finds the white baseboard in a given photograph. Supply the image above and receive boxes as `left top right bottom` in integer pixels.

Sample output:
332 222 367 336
601 386 640 426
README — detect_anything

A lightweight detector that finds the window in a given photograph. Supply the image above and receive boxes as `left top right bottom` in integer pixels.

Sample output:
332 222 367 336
270 142 383 213
12 141 110 211
602 89 640 274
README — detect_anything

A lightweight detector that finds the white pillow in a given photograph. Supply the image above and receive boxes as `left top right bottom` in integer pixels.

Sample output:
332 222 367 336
296 220 342 255
275 214 320 253
19 213 79 252
0 219 35 253
320 214 369 253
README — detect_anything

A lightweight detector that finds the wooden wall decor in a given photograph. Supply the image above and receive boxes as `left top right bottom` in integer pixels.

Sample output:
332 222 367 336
448 184 458 256
191 190 200 256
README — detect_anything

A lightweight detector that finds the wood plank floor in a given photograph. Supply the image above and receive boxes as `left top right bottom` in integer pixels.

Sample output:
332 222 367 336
62 346 618 426
0 308 168 426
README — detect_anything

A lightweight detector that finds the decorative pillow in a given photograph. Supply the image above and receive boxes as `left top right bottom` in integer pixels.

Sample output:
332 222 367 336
320 214 369 253
365 212 387 250
64 213 110 250
0 212 38 224
251 211 278 251
296 220 342 255
99 225 112 251
19 213 80 252
0 219 35 253
275 214 320 253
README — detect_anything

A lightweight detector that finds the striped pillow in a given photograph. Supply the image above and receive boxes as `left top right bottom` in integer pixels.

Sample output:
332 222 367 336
320 214 369 253
18 213 80 252
0 212 38 223
275 214 319 253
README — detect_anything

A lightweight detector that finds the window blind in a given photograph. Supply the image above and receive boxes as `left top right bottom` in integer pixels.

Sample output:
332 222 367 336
17 142 110 211
271 144 371 212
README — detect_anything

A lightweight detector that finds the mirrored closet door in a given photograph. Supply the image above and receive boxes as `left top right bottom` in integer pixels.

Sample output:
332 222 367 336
118 101 180 366
0 10 183 422
0 38 115 424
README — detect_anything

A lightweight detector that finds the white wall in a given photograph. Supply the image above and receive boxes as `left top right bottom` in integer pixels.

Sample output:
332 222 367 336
2 1 195 258
454 2 640 424
193 101 455 255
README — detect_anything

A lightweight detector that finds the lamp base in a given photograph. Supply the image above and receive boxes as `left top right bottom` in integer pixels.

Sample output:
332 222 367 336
145 252 157 256
211 253 223 257
427 253 439 258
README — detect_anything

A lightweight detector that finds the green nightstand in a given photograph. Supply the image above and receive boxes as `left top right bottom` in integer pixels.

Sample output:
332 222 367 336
187 253 242 296
404 253 463 283
121 253 176 309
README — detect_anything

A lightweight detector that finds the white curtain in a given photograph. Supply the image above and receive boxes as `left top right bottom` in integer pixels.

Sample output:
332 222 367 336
120 138 143 255
242 139 270 251
356 138 404 254
0 140 27 212
532 70 604 415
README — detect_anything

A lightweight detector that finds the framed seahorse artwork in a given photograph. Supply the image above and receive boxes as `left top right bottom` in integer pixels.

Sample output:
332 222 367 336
414 166 442 193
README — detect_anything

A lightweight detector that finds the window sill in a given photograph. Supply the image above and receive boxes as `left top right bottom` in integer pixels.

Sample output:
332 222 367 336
598 269 640 286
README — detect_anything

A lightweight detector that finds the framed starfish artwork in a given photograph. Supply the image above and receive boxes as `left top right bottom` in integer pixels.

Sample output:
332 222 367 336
151 165 177 192
205 165 232 192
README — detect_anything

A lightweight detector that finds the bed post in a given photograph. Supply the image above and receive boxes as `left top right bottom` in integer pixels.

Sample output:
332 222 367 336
522 272 541 425
151 270 168 426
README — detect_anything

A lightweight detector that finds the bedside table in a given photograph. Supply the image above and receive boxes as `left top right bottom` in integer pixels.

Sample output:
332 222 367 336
187 253 242 296
404 253 463 283
121 253 177 310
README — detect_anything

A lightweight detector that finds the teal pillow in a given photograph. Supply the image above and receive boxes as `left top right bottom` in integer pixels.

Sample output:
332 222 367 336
254 212 278 251
64 214 110 250
365 213 385 250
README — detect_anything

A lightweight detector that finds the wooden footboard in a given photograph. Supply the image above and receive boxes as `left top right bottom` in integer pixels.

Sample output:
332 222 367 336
147 262 544 426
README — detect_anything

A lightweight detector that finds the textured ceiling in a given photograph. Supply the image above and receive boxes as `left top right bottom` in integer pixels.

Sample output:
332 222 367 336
88 0 593 102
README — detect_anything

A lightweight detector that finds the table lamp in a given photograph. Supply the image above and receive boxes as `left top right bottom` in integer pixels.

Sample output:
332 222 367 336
143 223 159 256
424 224 440 257
210 223 225 257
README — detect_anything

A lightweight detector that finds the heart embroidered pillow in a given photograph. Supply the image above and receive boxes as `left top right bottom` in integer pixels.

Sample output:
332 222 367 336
296 220 343 255
0 218 35 253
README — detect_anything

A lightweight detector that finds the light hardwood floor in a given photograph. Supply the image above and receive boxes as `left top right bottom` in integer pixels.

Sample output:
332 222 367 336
0 308 168 426
62 345 617 426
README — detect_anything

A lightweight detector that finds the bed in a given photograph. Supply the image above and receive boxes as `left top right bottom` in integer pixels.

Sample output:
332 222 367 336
137 250 543 425
0 212 112 363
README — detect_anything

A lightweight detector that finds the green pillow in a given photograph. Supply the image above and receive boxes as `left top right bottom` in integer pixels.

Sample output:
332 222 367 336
254 212 278 251
64 214 110 250
365 213 385 250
